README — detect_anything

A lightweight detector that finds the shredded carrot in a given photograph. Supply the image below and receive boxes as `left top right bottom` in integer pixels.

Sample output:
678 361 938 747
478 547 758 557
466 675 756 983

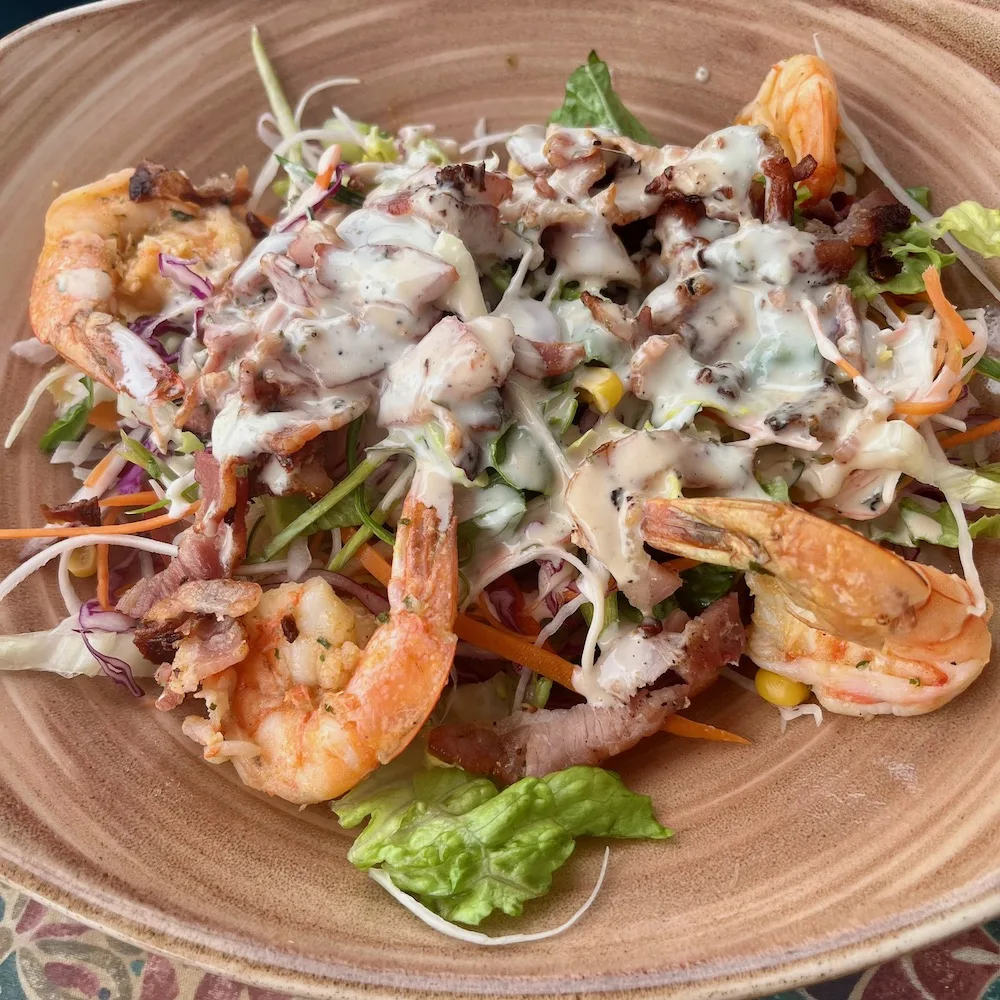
0 503 200 540
453 615 578 690
83 450 120 489
357 543 578 688
834 356 862 379
666 557 699 574
938 415 1000 449
881 296 909 323
894 381 964 416
96 509 119 611
662 715 750 744
358 543 391 585
98 492 160 508
923 265 974 349
86 401 120 432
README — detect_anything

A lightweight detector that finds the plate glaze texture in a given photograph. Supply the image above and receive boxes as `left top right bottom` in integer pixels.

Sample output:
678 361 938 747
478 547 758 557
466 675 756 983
1 1 999 997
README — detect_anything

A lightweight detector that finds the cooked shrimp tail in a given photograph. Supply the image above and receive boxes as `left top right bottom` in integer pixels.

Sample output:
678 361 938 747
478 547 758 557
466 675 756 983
187 478 459 804
643 497 991 716
642 497 930 645
345 491 459 765
736 54 840 202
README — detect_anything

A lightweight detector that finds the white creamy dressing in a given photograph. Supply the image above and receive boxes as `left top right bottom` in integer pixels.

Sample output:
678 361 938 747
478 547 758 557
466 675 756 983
565 429 762 620
109 322 163 403
56 267 112 301
635 220 849 448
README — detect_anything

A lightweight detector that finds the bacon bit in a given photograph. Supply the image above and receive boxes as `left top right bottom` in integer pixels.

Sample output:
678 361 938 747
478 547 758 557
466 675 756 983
87 401 120 432
662 715 750 744
923 265 974 349
0 503 200 540
938 415 1000 449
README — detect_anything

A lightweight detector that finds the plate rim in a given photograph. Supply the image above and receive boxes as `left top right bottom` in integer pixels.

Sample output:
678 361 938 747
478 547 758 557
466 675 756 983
1 1 999 997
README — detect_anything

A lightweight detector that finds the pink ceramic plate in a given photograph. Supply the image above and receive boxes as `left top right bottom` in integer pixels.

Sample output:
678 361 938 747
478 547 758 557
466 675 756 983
1 1 999 996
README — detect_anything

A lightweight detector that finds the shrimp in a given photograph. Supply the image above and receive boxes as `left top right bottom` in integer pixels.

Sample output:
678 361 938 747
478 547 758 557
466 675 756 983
186 487 458 804
735 54 839 202
29 165 252 404
641 497 992 716
749 569 991 716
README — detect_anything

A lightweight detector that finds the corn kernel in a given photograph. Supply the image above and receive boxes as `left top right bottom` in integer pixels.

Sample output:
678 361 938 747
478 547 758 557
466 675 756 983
67 545 98 578
575 368 624 414
508 159 527 179
754 667 811 707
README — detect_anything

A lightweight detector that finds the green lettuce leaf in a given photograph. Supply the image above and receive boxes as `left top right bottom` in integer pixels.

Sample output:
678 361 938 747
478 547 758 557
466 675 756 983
919 200 1000 257
866 496 1000 547
906 185 931 210
847 224 956 299
40 377 93 453
333 765 670 926
549 51 654 144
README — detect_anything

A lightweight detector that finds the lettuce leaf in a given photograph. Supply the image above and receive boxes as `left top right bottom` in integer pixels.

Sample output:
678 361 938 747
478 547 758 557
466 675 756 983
549 51 654 144
333 764 670 926
760 476 790 502
40 377 93 453
847 224 956 299
865 496 1000 547
919 201 1000 258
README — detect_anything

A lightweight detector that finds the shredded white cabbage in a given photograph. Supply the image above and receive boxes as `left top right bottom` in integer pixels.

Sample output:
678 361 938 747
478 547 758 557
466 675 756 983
368 847 609 945
0 622 156 679
0 535 178 605
778 704 824 732
4 362 75 448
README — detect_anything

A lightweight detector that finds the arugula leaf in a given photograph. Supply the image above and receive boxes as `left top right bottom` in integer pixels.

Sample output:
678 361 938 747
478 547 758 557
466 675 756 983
40 377 93 453
333 764 670 925
549 51 654 144
918 200 1000 257
676 564 740 615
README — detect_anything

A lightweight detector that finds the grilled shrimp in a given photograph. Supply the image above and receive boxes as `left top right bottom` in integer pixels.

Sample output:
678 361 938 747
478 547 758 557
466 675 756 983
186 484 458 804
749 570 992 715
735 54 839 202
641 497 992 716
29 165 252 404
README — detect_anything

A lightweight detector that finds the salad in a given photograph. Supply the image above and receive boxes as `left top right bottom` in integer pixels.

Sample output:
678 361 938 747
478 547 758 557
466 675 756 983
4 34 1000 940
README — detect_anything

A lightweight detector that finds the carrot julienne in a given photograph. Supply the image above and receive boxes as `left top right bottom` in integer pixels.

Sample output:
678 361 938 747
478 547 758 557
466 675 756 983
894 381 964 416
96 507 117 611
357 543 578 689
923 265 974 349
662 715 750 744
0 503 200 540
938 415 1000 449
86 401 120 432
98 491 160 508
83 450 119 489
